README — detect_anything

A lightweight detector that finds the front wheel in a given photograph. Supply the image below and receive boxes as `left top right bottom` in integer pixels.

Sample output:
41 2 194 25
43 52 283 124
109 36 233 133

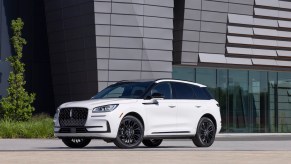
114 115 144 148
193 117 216 147
142 139 163 147
62 138 91 148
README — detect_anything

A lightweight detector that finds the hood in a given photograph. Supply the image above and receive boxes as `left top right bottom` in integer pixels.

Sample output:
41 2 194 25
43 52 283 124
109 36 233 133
59 99 138 109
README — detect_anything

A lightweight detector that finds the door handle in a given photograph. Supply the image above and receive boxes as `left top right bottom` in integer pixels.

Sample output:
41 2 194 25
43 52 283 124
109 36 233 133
142 101 158 105
195 106 201 108
169 106 176 108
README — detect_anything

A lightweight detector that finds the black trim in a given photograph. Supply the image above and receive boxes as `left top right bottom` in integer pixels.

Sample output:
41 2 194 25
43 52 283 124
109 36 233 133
144 135 195 139
58 136 115 140
58 127 87 133
54 126 103 128
55 121 111 133
106 121 111 133
55 131 110 134
151 131 190 134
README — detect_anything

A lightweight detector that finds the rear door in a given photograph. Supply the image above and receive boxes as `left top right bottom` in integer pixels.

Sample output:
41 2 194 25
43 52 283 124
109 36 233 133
171 82 205 133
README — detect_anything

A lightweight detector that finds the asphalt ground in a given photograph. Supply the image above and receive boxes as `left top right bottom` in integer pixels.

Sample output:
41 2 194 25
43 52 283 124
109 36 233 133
0 134 291 164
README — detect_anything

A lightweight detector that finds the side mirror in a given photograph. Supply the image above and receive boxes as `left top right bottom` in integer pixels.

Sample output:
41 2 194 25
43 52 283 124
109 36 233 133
143 93 164 105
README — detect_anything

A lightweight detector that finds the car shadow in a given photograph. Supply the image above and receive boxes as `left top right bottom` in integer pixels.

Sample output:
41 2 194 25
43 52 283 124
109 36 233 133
36 145 196 151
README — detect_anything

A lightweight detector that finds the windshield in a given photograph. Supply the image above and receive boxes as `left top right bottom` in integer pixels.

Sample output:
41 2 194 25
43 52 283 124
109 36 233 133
92 82 153 99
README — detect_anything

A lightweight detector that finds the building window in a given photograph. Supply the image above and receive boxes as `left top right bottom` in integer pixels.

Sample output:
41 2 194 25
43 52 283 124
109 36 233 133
173 66 289 133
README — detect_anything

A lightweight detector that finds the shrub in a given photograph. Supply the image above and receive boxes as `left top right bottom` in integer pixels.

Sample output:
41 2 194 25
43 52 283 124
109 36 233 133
0 114 54 138
0 18 36 121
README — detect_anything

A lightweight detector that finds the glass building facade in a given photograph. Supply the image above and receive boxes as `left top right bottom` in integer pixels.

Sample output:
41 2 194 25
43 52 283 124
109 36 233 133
173 66 291 133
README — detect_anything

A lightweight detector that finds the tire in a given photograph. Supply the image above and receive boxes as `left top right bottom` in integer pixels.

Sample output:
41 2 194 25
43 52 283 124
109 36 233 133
142 139 163 148
62 138 91 148
193 117 216 147
114 115 144 149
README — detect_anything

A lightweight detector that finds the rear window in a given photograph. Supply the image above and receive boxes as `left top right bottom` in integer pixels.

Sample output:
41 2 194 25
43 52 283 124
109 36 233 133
192 86 213 100
171 82 213 100
171 82 195 99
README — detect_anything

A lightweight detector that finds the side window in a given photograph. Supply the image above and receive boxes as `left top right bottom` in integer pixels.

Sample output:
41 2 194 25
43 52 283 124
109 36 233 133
172 82 195 99
151 83 172 99
192 86 213 100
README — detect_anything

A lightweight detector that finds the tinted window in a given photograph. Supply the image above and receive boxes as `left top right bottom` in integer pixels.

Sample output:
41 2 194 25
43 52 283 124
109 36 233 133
172 82 195 99
103 87 124 98
92 82 153 99
151 83 172 99
192 86 213 100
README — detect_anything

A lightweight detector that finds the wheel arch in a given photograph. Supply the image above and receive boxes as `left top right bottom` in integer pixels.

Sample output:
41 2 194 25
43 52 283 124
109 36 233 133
124 112 145 130
201 113 217 130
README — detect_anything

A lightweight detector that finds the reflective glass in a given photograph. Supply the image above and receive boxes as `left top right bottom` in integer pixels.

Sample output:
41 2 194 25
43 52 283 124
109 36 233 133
173 66 291 133
228 70 249 132
278 72 291 132
268 72 277 132
196 68 216 96
172 67 195 82
217 69 228 132
249 71 268 132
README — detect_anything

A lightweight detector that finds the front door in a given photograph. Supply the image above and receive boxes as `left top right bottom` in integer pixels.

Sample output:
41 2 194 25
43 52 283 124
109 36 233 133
143 82 177 135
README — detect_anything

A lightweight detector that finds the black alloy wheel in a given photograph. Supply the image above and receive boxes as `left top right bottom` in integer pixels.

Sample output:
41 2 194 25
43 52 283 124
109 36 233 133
193 117 216 147
62 138 91 148
114 115 144 148
142 139 163 147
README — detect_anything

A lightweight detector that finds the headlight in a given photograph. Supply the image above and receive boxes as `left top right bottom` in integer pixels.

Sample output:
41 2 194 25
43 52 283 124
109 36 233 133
92 104 119 113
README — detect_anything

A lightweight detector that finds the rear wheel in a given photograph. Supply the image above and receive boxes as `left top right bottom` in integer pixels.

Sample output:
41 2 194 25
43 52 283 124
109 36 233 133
193 117 216 147
114 115 144 149
62 138 91 148
142 139 163 147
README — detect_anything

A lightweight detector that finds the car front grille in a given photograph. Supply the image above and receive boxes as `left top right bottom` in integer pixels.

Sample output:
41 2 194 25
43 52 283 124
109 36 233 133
59 108 88 127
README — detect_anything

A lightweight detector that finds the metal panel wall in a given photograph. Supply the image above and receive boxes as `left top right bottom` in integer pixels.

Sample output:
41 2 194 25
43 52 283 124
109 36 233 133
44 0 174 105
174 0 291 70
226 0 291 68
95 0 174 90
44 0 98 105
173 0 229 65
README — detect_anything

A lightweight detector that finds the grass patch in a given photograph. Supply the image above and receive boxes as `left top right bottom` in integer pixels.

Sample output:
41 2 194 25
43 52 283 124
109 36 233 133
0 114 54 138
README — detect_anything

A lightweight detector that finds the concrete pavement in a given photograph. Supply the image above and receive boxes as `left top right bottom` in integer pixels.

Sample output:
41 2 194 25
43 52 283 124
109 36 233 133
0 134 290 163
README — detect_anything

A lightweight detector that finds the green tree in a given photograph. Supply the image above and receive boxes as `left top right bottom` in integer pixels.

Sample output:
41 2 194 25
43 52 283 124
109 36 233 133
0 18 36 121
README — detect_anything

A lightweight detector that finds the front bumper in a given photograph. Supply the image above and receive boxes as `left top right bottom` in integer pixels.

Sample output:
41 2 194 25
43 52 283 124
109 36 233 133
54 120 117 139
54 110 122 139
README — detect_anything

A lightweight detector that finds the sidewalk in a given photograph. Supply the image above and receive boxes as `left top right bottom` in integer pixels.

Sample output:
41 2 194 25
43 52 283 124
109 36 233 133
217 133 291 141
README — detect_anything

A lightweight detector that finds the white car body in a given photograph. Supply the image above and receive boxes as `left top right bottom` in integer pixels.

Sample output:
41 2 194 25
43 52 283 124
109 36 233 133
54 79 221 148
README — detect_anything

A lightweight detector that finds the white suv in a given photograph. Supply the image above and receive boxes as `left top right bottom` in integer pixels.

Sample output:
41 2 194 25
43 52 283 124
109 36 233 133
54 79 221 148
